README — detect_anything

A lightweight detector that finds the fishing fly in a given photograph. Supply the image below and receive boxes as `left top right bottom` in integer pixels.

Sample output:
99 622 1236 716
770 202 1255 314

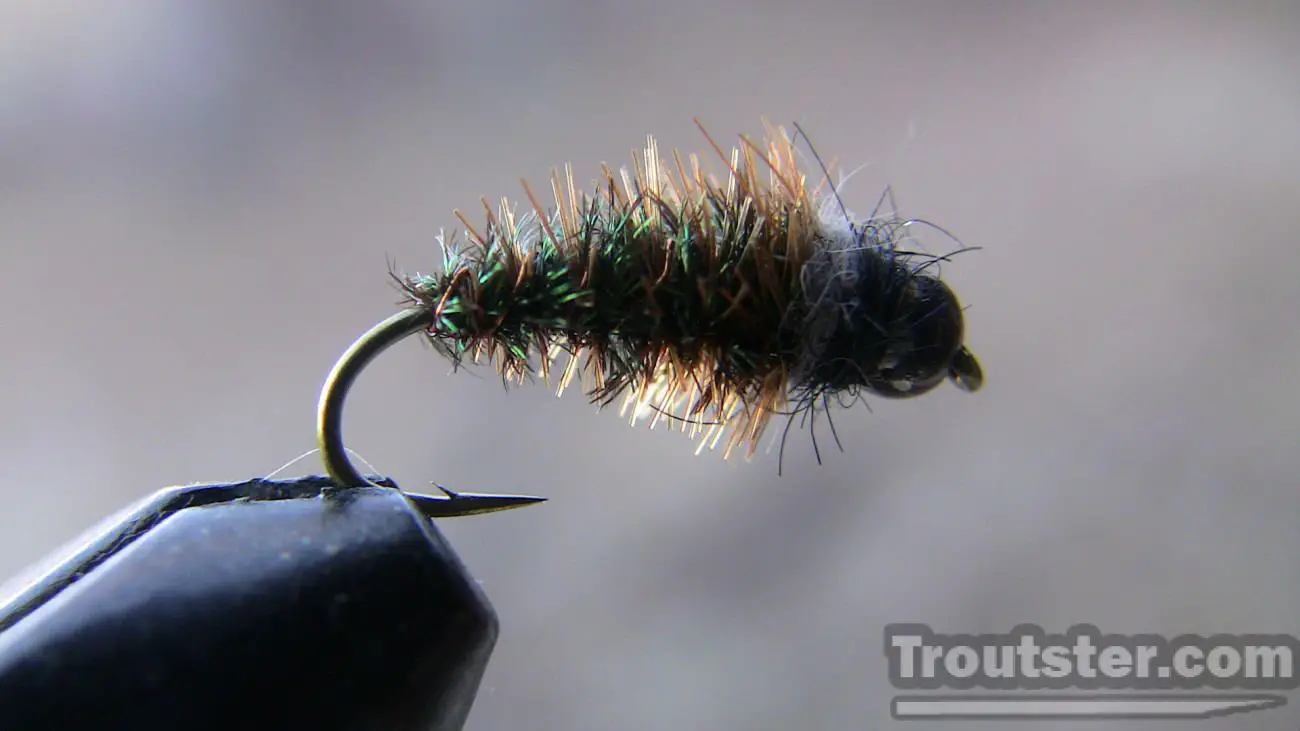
315 119 983 508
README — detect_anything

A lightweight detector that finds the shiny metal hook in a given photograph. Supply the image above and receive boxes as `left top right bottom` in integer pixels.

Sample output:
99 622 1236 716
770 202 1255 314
317 307 547 518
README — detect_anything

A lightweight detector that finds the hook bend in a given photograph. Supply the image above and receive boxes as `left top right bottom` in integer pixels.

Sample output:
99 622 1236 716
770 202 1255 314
316 307 547 518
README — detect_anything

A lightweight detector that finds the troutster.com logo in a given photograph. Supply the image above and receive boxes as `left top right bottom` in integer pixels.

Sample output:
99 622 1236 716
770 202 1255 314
885 624 1297 720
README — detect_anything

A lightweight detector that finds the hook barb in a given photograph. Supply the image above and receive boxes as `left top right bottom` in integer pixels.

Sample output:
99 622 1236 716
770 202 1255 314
316 307 548 518
408 484 548 519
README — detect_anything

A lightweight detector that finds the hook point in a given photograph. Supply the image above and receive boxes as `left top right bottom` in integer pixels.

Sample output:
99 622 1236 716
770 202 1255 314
406 490 548 519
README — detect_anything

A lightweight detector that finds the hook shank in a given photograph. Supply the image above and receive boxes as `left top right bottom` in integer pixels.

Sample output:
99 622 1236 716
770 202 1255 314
316 307 546 518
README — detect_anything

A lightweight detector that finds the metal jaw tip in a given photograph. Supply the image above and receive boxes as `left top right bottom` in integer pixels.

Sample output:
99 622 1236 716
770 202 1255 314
317 307 548 518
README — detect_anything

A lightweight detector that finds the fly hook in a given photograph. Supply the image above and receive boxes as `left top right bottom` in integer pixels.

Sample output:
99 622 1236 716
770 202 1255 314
317 307 547 518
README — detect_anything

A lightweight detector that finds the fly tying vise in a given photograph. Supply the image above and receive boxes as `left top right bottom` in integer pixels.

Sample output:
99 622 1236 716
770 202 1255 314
314 119 984 510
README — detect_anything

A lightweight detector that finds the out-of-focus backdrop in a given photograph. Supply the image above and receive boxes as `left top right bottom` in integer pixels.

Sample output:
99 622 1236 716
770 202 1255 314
3 1 1299 729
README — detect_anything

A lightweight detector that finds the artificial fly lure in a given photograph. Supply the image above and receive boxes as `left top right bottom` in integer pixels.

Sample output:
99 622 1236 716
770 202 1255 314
313 119 984 512
0 121 987 731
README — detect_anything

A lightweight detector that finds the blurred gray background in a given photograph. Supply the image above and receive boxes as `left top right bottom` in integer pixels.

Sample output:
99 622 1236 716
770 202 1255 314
3 1 1299 729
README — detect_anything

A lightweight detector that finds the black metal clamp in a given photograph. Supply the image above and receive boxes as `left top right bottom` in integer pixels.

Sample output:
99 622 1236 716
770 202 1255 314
0 309 549 730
